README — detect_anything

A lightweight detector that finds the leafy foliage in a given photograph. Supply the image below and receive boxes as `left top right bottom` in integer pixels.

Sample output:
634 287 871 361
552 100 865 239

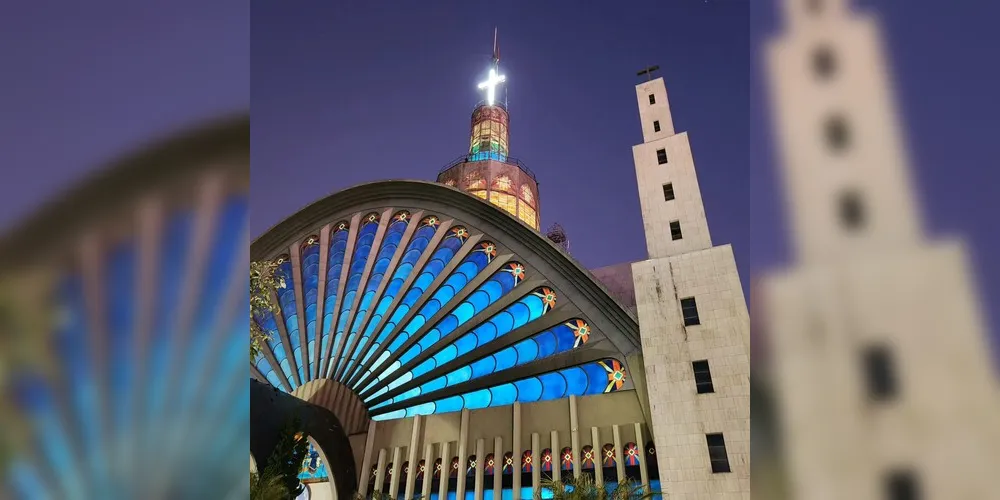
539 475 660 500
250 418 309 500
251 464 290 500
251 260 285 362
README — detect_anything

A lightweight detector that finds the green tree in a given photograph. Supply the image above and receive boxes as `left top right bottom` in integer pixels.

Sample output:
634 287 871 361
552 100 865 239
250 418 309 500
251 260 285 362
251 464 290 500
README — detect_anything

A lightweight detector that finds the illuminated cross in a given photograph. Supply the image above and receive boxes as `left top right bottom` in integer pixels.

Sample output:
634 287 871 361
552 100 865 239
477 67 506 105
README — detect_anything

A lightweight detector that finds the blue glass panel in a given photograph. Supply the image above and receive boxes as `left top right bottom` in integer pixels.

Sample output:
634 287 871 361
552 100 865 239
301 242 320 372
423 375 447 393
513 338 539 365
462 389 492 409
472 320 500 346
341 218 408 379
538 372 567 400
276 260 305 383
553 324 577 351
494 347 518 371
105 244 134 431
329 219 379 377
513 378 543 402
446 365 472 386
321 228 351 376
488 384 517 407
469 356 496 378
534 331 557 358
582 363 609 395
561 367 589 396
150 212 192 411
435 395 464 413
373 409 407 421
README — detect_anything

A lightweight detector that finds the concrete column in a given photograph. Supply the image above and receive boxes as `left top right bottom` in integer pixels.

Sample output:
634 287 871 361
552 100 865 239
389 447 402 498
634 423 649 491
474 438 485 500
360 421 378 496
422 443 434 500
569 396 580 478
591 427 603 487
531 432 541 495
456 409 471 500
493 436 503 500
404 416 423 500
512 402 522 500
551 430 561 483
374 448 387 493
438 441 451 500
612 425 625 484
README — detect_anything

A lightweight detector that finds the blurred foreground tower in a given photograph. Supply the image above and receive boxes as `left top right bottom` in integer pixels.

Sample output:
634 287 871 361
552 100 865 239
761 1 1000 498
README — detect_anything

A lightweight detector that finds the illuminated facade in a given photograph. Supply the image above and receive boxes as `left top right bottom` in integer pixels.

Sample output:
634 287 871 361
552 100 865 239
249 44 748 500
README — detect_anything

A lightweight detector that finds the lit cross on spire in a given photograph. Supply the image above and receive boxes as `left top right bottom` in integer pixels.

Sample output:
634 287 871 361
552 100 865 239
478 68 506 106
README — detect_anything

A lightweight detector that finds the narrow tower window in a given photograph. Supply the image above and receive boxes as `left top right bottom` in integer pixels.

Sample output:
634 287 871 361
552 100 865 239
705 434 731 473
839 190 866 230
813 46 836 79
692 360 714 394
648 94 656 105
680 297 700 326
669 221 683 240
662 183 675 201
824 115 850 153
885 470 920 500
656 149 668 164
863 345 898 401
653 120 661 132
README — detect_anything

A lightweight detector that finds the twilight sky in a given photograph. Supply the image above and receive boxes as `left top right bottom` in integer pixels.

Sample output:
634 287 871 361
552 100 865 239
1 1 997 350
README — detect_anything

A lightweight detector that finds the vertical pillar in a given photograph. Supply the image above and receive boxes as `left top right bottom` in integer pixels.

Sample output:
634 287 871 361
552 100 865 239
612 425 625 485
389 447 403 498
569 396 580 478
591 427 603 487
493 436 503 500
531 433 540 494
422 443 434 500
634 423 649 491
375 448 387 493
512 403 522 500
360 421 378 497
551 431 561 483
439 441 451 500
405 416 423 500
457 409 471 500
474 438 486 500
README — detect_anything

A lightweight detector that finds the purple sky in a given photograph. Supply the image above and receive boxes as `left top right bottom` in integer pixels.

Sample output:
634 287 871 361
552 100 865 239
1 2 997 351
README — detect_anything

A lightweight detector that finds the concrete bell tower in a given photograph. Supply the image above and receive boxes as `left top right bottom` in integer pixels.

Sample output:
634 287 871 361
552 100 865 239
760 1 1000 498
629 68 751 499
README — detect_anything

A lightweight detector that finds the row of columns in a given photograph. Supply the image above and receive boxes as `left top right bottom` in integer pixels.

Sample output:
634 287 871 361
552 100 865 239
358 398 653 500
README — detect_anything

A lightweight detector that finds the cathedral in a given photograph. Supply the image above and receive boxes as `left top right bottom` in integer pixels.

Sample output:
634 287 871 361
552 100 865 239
250 39 751 500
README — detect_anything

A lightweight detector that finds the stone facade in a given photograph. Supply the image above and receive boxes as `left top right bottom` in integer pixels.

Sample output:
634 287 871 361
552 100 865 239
629 76 752 499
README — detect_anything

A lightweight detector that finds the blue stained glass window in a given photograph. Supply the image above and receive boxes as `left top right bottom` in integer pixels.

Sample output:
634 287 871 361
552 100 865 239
257 310 296 390
151 212 192 411
106 244 134 430
301 241 320 375
351 233 464 388
339 217 408 379
383 359 626 418
328 218 380 377
277 260 305 383
321 226 350 376
367 269 519 403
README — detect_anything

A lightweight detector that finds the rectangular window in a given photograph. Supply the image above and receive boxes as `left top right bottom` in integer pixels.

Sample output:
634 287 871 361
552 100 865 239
692 360 714 394
706 434 731 473
656 148 668 164
885 470 920 500
648 94 656 104
669 220 683 240
681 297 700 326
864 345 898 401
662 183 674 201
653 120 661 132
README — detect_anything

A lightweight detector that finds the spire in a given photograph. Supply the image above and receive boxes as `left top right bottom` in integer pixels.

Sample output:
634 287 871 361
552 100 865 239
493 27 501 65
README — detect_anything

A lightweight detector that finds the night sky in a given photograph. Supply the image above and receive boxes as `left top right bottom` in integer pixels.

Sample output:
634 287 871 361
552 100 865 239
2 1 997 349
